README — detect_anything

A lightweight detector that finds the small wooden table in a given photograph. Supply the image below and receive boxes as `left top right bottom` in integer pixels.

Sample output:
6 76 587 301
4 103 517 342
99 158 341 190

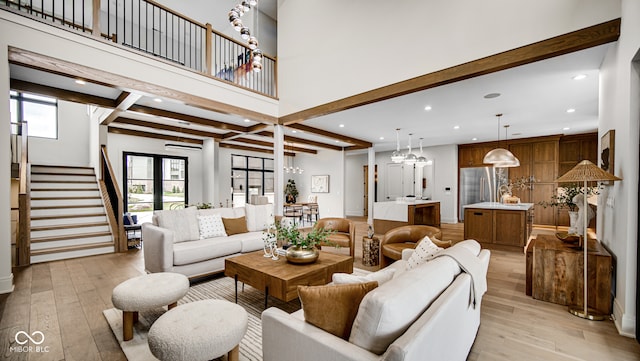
224 251 353 308
525 234 612 314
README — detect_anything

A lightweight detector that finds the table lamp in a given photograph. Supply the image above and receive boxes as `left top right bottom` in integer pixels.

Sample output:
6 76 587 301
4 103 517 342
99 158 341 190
555 160 621 320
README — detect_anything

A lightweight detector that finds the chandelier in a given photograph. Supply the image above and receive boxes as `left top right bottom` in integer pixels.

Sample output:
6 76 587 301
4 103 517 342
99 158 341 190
391 128 405 163
404 133 417 165
416 138 429 168
483 113 520 167
228 0 263 72
284 143 304 174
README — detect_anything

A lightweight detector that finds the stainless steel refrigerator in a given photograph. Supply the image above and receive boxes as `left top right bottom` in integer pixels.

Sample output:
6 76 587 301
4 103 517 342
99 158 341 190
459 167 502 221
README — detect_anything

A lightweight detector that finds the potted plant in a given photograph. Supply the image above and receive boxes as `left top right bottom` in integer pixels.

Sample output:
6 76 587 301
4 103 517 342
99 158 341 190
284 179 299 204
538 183 599 234
271 221 333 264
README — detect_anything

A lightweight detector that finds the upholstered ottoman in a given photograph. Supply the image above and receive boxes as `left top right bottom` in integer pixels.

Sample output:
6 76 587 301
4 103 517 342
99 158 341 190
111 272 189 341
148 299 248 361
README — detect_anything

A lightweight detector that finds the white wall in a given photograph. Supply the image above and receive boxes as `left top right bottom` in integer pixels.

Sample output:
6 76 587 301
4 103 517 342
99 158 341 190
345 153 366 216
0 40 13 293
277 0 621 115
294 150 345 218
598 0 640 337
29 101 91 167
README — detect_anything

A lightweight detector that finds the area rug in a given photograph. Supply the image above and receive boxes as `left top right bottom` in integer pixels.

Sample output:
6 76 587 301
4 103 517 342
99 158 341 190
104 269 368 360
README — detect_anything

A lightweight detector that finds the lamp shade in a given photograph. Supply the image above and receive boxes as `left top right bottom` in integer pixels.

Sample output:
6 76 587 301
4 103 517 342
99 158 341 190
556 160 622 183
415 156 428 167
483 148 520 167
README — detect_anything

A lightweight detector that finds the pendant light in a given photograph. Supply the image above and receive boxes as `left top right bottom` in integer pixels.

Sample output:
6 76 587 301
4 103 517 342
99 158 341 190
404 133 417 165
483 113 520 167
391 128 405 163
416 138 428 168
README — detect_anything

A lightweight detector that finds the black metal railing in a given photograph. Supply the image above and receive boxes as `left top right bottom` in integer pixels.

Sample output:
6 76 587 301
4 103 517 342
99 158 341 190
1 0 277 97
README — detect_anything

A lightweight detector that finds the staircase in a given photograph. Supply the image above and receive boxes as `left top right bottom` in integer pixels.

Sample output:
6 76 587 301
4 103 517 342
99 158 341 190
30 165 115 263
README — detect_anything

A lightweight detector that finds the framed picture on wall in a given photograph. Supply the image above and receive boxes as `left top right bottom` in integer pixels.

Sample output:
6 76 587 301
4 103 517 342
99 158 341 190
600 129 615 185
311 175 329 193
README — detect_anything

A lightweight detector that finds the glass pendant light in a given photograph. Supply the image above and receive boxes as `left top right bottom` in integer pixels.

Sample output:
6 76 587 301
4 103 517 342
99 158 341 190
248 36 259 50
416 138 428 167
483 114 520 167
404 133 417 165
391 128 405 163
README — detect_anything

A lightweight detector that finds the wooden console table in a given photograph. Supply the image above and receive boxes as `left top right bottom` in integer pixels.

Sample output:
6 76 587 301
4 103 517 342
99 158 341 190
525 234 612 314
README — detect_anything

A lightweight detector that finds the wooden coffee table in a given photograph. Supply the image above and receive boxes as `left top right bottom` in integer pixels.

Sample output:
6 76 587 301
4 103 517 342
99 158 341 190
224 251 353 309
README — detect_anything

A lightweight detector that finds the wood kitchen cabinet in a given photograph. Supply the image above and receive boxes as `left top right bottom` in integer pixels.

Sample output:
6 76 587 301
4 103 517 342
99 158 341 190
464 203 533 250
458 144 496 168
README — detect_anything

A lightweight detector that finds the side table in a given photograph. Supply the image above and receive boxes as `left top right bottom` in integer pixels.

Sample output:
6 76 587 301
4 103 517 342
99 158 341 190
125 224 142 249
362 236 380 267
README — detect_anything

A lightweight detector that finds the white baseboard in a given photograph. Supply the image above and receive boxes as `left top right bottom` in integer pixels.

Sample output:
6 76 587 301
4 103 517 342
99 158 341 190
441 217 459 224
612 297 636 338
345 210 364 217
0 273 14 294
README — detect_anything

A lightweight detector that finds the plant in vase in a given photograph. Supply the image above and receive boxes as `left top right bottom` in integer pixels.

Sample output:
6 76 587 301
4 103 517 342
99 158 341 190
538 183 599 235
284 179 298 204
272 221 333 264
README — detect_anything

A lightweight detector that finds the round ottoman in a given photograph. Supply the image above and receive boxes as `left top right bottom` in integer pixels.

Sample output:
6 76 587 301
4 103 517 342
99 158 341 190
112 272 189 341
148 300 248 361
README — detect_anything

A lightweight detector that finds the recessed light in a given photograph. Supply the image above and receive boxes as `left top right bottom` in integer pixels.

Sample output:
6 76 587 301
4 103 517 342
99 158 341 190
566 108 576 113
472 137 478 141
512 133 522 136
178 120 191 126
572 74 587 80
335 140 339 143
292 130 297 133
563 127 571 131
154 98 163 103
339 124 345 128
484 93 501 99
424 105 432 111
379 136 384 140
75 79 86 85
244 119 251 123
453 125 460 130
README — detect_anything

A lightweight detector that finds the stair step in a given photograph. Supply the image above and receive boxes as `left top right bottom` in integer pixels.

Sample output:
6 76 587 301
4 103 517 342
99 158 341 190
31 242 114 263
31 231 112 243
31 172 96 177
31 207 106 217
31 222 109 232
31 180 96 184
31 196 101 201
32 164 93 170
31 213 106 221
31 190 101 198
31 175 96 182
31 225 111 239
31 188 98 192
31 204 104 210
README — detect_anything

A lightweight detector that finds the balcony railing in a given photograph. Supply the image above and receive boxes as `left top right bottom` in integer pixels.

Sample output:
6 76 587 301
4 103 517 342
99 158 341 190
2 0 277 98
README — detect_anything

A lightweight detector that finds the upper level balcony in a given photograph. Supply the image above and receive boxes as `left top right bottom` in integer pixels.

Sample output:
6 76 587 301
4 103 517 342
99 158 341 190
1 0 277 98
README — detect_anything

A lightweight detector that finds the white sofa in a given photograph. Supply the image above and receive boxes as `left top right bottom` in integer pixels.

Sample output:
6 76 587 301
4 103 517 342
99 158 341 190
262 240 490 361
142 204 274 278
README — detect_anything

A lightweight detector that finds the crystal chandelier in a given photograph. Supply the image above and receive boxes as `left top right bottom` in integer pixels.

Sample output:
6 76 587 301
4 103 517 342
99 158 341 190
228 0 263 72
283 143 304 174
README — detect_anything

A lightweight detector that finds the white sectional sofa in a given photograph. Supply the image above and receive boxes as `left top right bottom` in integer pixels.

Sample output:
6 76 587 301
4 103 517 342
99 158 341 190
262 240 490 361
142 204 274 278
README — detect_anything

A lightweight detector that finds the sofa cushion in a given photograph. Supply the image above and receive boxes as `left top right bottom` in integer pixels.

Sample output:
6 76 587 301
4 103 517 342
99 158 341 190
349 256 461 354
172 238 242 266
407 236 443 268
298 281 378 340
245 203 274 232
155 207 199 243
198 207 245 219
223 231 264 253
332 267 396 286
197 214 227 239
222 216 249 235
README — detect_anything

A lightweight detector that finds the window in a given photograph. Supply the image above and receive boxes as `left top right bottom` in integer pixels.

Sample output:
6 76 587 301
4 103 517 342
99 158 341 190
231 154 274 207
10 91 58 139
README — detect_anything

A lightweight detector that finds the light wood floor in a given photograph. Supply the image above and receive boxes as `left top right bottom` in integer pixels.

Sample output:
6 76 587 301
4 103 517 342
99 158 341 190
1 220 638 360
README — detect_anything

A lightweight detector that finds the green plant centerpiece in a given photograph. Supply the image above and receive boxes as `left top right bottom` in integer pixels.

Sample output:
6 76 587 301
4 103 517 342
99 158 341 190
284 179 298 204
272 221 333 264
538 183 599 237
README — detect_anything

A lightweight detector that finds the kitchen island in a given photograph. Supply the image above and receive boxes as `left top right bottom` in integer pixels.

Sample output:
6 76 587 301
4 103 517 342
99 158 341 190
373 200 440 235
463 202 534 251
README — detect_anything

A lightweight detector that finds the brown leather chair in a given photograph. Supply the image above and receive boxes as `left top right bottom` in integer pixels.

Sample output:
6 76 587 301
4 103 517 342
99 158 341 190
313 218 355 257
379 225 449 268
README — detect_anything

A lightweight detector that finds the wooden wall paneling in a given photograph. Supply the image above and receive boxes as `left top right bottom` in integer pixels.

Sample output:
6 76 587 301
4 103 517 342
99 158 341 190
509 143 533 202
494 210 525 247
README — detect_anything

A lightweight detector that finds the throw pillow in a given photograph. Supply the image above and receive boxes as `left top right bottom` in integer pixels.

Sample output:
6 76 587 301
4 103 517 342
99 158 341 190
245 203 274 232
155 207 199 243
222 216 249 235
298 281 378 340
332 268 396 286
197 214 227 239
407 235 443 269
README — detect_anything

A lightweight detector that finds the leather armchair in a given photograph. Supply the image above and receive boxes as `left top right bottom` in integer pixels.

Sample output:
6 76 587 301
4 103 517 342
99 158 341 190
313 218 355 257
379 225 449 268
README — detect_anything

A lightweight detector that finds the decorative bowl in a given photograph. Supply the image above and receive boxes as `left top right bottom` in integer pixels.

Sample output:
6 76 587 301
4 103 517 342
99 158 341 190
285 246 319 264
556 232 580 243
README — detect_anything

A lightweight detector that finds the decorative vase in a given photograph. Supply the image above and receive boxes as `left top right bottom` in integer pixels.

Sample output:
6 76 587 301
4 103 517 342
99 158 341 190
285 246 319 264
568 211 579 235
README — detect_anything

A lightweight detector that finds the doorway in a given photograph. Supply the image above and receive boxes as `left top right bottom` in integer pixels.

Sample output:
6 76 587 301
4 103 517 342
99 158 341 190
363 165 378 216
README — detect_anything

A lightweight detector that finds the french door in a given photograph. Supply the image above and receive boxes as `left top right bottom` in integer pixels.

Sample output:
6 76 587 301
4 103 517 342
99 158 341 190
123 152 188 223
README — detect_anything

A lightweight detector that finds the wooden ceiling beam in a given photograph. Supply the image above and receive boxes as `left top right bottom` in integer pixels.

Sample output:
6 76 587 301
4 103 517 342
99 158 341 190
128 104 248 132
287 123 372 148
107 127 203 144
112 117 223 139
100 91 143 125
256 131 343 151
229 137 317 154
219 143 295 157
278 19 621 125
9 79 116 108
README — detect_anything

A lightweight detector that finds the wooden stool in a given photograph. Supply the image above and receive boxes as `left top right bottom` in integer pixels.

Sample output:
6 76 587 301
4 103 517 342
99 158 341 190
362 236 380 267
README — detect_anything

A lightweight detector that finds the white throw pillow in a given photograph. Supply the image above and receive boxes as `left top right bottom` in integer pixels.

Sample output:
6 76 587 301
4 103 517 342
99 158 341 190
245 203 274 232
332 268 396 286
407 236 443 269
155 207 199 243
197 214 227 239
